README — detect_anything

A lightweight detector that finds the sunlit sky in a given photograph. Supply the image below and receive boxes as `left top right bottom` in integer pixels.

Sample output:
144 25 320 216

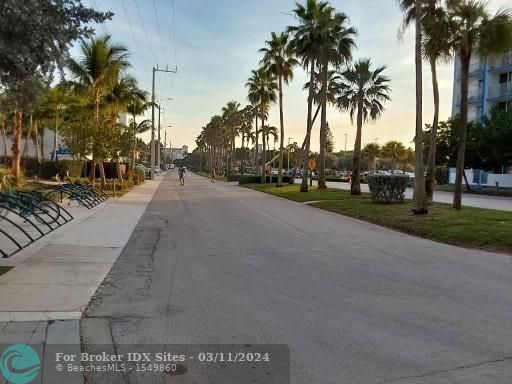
80 0 510 152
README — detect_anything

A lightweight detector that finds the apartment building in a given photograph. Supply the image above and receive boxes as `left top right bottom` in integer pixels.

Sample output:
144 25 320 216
452 51 512 121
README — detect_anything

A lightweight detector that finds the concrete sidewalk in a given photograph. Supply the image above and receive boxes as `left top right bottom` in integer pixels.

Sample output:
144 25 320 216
0 176 162 322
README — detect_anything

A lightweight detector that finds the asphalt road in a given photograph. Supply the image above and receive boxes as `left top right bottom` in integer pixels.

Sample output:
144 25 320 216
82 172 512 383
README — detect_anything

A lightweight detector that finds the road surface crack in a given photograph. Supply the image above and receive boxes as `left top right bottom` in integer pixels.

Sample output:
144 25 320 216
377 355 512 383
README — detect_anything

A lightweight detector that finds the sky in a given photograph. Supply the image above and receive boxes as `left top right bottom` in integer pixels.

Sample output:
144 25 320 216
82 0 510 152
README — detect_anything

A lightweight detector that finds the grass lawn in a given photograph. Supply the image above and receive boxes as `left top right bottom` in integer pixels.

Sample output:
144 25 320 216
245 184 512 254
0 266 13 276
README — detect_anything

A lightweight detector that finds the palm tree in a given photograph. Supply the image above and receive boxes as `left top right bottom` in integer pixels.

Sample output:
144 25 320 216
413 0 428 213
446 0 512 209
398 0 450 200
363 142 381 171
260 32 299 187
222 101 241 175
246 69 278 183
336 59 391 195
288 0 332 192
239 105 254 173
315 11 356 190
126 88 150 170
67 34 130 185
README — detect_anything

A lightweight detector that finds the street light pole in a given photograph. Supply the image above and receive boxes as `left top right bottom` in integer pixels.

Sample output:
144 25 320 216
151 67 156 180
157 104 162 170
344 133 348 153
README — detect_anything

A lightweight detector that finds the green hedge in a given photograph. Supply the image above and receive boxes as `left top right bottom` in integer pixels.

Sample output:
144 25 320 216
368 174 409 204
239 175 294 185
20 158 83 179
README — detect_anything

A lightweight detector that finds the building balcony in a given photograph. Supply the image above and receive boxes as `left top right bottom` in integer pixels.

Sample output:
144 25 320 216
487 83 512 101
468 89 484 104
489 53 512 72
468 62 485 78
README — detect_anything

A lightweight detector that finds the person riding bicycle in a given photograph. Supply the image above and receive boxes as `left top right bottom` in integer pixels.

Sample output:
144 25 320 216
178 166 186 185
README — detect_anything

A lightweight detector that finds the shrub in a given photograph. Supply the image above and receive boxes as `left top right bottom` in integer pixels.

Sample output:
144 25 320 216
368 174 409 204
227 174 241 182
127 168 145 185
21 158 83 179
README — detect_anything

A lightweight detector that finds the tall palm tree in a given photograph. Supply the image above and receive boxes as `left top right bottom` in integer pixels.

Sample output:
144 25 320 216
222 101 241 175
446 0 512 209
239 105 254 173
336 59 391 195
413 0 428 213
260 32 299 187
398 0 450 200
126 88 150 170
316 11 356 190
67 34 130 185
246 69 278 183
288 0 332 192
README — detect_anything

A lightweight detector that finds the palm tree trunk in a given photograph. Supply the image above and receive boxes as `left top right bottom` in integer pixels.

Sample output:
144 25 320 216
2 122 8 162
318 62 329 190
34 121 41 163
453 53 471 210
241 131 245 174
351 98 363 195
412 0 428 214
260 112 266 184
425 57 439 201
311 103 321 128
22 115 31 158
277 75 285 187
52 115 58 161
11 108 22 178
301 60 316 193
254 114 259 174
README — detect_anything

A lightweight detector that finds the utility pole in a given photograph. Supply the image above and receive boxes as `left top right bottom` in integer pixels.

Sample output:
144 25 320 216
164 130 167 166
151 65 177 180
157 104 162 171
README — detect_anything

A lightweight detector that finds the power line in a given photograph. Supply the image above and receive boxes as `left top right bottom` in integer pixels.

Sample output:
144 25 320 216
133 0 159 64
89 0 109 35
152 0 168 102
170 0 177 65
153 0 169 66
120 0 150 84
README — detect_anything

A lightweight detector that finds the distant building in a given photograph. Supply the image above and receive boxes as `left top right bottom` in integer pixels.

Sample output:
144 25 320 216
1 131 67 160
452 51 512 121
164 145 188 162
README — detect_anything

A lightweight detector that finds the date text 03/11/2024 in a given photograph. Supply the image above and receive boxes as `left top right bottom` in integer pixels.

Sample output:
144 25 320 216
55 352 272 363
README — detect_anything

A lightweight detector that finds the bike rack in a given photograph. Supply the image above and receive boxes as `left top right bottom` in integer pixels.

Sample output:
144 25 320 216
0 190 74 258
41 183 109 209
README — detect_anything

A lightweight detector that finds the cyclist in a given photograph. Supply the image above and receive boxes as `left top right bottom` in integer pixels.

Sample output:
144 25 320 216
178 166 186 185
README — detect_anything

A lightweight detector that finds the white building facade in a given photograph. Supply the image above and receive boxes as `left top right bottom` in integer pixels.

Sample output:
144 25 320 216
452 51 512 121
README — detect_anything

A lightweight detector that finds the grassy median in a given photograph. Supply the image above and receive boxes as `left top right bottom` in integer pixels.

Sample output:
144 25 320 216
0 266 13 276
245 184 512 254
